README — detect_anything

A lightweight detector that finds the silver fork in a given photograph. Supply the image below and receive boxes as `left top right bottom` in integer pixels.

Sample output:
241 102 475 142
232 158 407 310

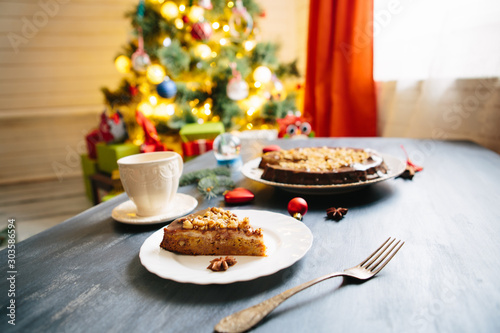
215 237 404 333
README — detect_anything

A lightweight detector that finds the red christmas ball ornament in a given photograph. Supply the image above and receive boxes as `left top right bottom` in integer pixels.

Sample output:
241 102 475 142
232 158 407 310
191 22 212 40
224 188 255 204
288 197 308 221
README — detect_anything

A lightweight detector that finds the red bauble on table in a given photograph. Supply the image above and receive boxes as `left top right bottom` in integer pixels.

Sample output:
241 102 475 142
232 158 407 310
262 145 281 153
191 22 212 40
224 188 255 204
288 197 308 220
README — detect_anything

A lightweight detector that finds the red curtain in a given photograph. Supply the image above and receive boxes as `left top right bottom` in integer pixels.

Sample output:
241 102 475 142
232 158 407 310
304 0 377 137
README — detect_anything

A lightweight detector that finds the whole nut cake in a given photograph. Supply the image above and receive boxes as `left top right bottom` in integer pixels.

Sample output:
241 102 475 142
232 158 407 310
259 147 388 185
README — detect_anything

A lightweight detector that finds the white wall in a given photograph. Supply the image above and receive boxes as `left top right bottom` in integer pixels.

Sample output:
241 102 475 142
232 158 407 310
0 0 137 184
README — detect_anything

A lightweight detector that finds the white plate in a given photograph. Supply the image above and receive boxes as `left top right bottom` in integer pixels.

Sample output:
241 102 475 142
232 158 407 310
139 209 313 284
112 193 198 225
241 153 406 195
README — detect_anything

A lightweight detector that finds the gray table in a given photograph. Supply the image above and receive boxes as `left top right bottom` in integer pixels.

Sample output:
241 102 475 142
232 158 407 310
2 138 500 333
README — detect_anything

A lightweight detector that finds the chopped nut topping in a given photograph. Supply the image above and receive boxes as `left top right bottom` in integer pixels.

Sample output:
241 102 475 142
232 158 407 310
207 256 237 272
274 147 371 172
177 207 261 235
182 220 193 229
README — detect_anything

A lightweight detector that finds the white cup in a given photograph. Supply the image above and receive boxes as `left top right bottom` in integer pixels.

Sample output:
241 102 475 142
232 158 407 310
117 152 183 217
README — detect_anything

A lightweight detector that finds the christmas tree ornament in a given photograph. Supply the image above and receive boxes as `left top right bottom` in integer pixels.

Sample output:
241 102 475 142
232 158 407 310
224 188 254 204
156 77 177 98
253 65 272 83
114 55 131 74
227 79 249 100
288 197 308 221
131 0 150 72
131 37 151 73
228 0 253 40
226 63 249 101
160 1 179 20
191 21 212 40
146 64 166 84
213 133 242 167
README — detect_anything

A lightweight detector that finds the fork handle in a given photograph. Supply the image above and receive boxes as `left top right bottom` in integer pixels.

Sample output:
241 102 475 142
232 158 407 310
214 272 345 333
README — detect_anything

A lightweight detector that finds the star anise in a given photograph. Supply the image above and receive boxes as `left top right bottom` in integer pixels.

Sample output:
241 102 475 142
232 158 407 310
326 207 348 221
207 256 237 272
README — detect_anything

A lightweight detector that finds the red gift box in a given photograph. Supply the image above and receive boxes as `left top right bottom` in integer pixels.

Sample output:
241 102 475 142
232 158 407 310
182 139 214 157
140 143 169 153
85 129 103 159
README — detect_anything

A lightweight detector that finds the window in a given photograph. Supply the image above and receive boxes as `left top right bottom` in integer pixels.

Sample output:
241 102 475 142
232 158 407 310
374 0 500 80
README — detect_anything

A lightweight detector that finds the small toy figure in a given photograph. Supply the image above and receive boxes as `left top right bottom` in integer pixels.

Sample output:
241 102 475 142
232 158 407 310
99 110 128 143
277 112 315 139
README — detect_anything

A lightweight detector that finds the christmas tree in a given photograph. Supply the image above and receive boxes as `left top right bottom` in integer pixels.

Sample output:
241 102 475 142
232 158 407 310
101 0 300 146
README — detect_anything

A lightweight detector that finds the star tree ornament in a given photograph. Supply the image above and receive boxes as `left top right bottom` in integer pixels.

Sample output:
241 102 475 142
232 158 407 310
229 0 253 41
226 63 249 101
288 197 308 221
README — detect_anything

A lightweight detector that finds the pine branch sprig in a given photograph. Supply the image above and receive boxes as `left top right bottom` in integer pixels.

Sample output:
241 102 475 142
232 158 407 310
197 175 235 199
180 167 231 186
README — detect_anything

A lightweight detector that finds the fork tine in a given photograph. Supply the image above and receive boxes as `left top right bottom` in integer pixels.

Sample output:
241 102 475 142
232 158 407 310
360 237 394 268
371 240 404 274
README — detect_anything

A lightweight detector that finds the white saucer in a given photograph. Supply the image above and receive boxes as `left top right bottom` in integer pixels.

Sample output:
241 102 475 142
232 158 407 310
111 193 198 225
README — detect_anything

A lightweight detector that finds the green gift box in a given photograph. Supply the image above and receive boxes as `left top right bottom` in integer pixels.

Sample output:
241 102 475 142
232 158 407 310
179 122 224 142
80 154 97 202
96 142 140 174
81 154 97 176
